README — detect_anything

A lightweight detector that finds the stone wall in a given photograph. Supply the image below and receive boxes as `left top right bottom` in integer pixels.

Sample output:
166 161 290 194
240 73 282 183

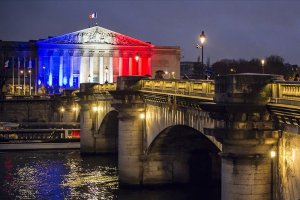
0 99 54 122
277 131 300 200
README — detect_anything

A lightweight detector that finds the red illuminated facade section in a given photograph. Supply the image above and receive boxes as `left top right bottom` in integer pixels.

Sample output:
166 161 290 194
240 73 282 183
111 46 153 81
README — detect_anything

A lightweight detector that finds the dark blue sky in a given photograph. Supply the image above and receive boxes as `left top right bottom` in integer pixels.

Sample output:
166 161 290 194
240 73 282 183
1 0 300 65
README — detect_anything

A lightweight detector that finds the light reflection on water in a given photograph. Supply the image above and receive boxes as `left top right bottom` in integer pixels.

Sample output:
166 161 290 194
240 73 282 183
0 150 118 200
0 150 220 200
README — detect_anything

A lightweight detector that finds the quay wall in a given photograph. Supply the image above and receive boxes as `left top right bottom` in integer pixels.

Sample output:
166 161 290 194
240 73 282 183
0 99 55 122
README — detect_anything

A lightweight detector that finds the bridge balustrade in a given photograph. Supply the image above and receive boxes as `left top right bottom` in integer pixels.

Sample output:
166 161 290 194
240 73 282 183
92 83 117 93
271 81 300 106
141 79 215 98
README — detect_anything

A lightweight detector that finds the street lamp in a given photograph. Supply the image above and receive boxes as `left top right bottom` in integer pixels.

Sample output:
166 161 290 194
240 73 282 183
270 150 276 200
171 72 175 79
199 31 206 67
140 112 146 153
164 71 169 79
20 70 25 95
91 105 99 132
104 66 109 84
261 59 265 74
72 104 78 122
60 106 65 122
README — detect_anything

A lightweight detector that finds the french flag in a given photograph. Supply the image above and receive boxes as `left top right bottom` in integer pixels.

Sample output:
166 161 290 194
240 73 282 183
89 12 97 19
4 60 9 68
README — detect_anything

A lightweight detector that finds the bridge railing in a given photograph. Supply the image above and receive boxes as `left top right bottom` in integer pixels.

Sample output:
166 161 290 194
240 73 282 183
92 83 117 93
141 79 215 98
271 81 300 106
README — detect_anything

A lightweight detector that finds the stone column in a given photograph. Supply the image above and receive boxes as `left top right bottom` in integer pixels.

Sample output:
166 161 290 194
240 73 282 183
119 52 123 76
109 54 113 83
89 52 94 82
79 50 86 84
38 55 43 86
99 53 104 84
69 51 74 87
59 51 63 87
138 57 142 75
49 51 53 86
111 76 147 185
204 74 283 200
147 56 152 76
129 56 133 75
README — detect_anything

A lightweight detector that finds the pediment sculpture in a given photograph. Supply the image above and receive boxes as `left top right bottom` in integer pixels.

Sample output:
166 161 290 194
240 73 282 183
38 26 151 46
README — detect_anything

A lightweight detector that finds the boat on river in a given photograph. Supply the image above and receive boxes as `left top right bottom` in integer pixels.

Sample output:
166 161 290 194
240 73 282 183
0 122 80 150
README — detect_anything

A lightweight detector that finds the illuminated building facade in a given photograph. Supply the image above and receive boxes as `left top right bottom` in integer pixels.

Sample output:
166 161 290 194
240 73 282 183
0 26 180 94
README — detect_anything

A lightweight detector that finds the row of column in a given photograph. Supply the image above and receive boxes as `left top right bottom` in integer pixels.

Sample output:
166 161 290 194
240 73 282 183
40 50 152 88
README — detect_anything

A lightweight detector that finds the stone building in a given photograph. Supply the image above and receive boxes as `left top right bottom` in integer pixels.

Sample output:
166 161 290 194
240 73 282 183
0 25 180 94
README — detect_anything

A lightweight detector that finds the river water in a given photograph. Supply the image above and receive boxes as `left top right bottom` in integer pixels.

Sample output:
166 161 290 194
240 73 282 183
0 150 220 200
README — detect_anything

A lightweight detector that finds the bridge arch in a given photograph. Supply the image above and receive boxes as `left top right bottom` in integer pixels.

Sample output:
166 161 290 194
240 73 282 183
144 104 222 151
94 110 119 153
143 125 221 186
97 110 118 136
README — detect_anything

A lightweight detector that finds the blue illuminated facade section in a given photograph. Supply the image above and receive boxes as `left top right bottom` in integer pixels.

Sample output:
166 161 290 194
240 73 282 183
37 43 80 93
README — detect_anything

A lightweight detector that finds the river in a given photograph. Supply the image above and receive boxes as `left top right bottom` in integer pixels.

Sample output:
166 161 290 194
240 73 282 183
0 150 220 200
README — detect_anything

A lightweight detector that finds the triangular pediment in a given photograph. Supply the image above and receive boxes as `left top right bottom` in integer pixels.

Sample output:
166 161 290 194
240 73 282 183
38 26 153 46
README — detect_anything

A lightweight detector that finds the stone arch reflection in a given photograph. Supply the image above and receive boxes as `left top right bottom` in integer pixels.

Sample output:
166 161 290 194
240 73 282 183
144 125 221 187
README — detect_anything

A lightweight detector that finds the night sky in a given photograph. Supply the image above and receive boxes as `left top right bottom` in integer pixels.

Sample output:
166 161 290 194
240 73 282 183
1 0 300 65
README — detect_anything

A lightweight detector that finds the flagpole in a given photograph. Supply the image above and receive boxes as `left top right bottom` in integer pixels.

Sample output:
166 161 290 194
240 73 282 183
12 57 15 95
18 57 20 95
29 58 32 96
23 57 26 95
35 57 38 95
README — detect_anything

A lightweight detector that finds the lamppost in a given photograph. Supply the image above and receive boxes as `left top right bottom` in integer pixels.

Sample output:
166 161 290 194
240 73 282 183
20 70 24 95
140 112 146 153
88 74 91 83
196 31 206 78
261 59 265 74
60 106 65 122
171 72 175 79
164 71 169 79
92 105 99 133
105 66 109 84
199 31 206 67
270 150 276 200
72 104 78 122
28 69 32 95
230 68 236 74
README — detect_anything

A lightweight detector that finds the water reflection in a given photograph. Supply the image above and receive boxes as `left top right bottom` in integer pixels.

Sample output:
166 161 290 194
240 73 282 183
0 150 219 200
0 151 118 200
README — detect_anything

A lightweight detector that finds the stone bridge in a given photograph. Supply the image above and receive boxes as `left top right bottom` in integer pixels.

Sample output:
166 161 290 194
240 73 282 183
69 74 300 200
